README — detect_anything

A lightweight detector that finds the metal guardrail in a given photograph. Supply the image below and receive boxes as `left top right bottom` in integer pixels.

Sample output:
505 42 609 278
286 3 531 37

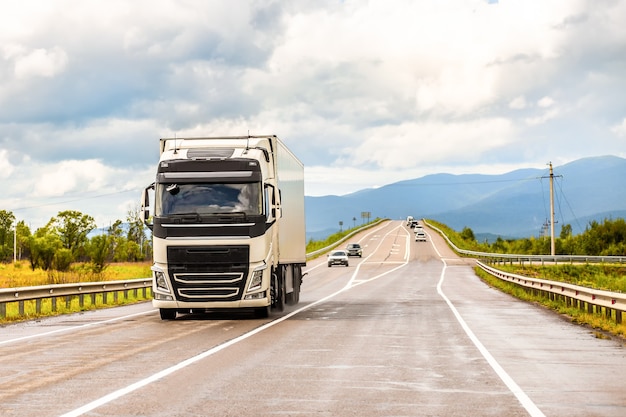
0 278 152 319
476 261 626 324
423 219 626 324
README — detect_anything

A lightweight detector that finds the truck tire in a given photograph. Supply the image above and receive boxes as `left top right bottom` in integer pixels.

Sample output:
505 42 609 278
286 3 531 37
159 308 177 320
286 265 301 305
271 269 286 312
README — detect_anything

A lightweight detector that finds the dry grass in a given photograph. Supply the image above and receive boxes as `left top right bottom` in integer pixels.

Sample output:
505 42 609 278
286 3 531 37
0 261 152 288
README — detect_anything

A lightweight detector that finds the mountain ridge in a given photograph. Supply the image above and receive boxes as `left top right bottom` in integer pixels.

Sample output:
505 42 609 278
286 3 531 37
305 155 626 240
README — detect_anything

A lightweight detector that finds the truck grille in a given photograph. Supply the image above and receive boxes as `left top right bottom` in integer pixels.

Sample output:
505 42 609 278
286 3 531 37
167 246 249 302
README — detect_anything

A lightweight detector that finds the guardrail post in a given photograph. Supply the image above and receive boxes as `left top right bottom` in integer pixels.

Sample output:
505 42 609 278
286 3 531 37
65 296 71 309
19 300 25 316
51 297 57 312
36 299 42 314
91 293 96 305
616 310 622 324
103 292 107 304
0 302 6 318
79 294 84 308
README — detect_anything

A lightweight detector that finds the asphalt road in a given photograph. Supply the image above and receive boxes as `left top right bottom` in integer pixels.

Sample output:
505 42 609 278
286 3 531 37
1 220 625 416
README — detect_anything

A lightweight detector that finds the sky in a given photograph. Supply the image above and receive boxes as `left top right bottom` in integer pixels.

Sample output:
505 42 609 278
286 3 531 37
1 0 625 231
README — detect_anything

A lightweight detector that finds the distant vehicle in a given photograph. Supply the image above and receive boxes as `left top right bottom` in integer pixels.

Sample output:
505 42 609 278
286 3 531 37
346 243 362 257
328 250 349 267
406 215 414 226
410 219 420 228
415 229 427 242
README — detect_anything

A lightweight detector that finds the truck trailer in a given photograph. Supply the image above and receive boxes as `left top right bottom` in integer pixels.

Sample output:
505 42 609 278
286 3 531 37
140 135 306 320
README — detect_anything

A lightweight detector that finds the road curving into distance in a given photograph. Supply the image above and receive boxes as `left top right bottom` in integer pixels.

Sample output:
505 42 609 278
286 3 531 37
1 220 624 416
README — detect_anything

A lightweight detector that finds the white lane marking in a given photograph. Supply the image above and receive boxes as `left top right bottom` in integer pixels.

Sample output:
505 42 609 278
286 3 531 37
0 309 155 347
346 223 409 289
60 223 411 417
430 238 546 417
302 221 395 275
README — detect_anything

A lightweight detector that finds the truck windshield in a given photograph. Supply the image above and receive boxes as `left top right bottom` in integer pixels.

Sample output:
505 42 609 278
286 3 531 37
156 182 262 216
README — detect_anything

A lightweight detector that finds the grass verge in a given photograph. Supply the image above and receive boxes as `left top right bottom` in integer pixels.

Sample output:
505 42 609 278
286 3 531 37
474 266 626 339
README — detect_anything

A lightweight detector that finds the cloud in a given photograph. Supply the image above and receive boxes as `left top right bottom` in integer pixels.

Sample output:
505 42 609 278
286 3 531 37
0 149 15 179
612 118 626 137
345 118 515 170
538 96 555 108
13 47 68 79
509 96 527 110
1 0 626 229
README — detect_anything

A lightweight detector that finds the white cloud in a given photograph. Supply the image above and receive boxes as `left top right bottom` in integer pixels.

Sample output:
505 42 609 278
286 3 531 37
347 118 515 170
0 0 625 228
0 149 15 178
509 96 527 109
525 108 560 126
612 118 626 137
13 47 68 79
538 96 555 108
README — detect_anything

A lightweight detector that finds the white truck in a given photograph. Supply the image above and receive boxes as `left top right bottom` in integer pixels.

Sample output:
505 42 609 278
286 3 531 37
141 135 306 320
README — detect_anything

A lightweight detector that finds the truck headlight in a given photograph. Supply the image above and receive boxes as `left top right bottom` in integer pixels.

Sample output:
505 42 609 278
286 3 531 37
248 265 265 292
152 267 170 292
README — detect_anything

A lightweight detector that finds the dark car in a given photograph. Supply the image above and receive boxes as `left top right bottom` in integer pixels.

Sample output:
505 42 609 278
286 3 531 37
346 243 362 257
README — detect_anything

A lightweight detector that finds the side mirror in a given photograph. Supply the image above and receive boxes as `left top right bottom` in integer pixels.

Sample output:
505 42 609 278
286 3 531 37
141 183 155 229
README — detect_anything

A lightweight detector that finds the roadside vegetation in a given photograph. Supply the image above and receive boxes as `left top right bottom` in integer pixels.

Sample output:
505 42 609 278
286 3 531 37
427 218 626 338
427 217 626 256
0 207 153 323
0 261 151 288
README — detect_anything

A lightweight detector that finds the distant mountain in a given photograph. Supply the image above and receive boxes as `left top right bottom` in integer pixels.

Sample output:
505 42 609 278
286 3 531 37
305 155 626 239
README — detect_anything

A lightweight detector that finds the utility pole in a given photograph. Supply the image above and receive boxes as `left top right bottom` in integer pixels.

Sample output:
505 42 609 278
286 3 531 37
540 162 561 256
549 162 556 256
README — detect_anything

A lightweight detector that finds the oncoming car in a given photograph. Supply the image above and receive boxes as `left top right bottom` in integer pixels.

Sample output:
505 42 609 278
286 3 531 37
327 250 349 267
346 243 362 257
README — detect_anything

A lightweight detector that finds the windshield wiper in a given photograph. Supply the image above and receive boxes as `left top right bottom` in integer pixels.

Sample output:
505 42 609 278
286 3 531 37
163 212 201 223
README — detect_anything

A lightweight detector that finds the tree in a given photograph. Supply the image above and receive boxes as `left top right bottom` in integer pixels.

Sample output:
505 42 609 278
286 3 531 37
88 234 112 273
126 204 147 260
28 227 63 271
0 210 16 261
15 221 31 261
460 226 475 242
559 224 573 239
46 210 96 260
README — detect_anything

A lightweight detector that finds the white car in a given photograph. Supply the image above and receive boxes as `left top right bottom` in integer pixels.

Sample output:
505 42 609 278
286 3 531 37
415 230 427 242
327 250 349 267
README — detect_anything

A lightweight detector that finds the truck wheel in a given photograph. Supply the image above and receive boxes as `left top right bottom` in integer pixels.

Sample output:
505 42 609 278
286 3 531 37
271 270 286 312
159 308 177 320
286 265 301 305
